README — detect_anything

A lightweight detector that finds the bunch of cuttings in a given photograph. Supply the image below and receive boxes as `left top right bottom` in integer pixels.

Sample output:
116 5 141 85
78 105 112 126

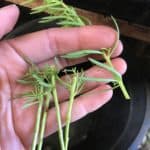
17 0 130 150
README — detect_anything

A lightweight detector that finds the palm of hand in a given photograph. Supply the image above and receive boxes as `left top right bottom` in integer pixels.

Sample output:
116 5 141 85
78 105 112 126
0 5 126 149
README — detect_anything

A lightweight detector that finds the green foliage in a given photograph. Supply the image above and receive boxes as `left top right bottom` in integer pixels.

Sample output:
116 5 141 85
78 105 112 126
18 0 130 150
88 58 121 80
62 50 104 59
31 0 90 26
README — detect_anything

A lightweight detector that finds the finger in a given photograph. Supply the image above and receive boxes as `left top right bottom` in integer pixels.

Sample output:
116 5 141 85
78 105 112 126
45 84 112 136
7 25 122 63
0 68 24 150
0 5 19 39
38 41 123 71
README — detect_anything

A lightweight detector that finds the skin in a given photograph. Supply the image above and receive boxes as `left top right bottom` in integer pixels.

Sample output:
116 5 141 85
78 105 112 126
0 5 127 150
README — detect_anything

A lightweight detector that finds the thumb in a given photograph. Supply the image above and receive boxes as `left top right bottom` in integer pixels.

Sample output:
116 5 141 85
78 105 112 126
0 4 20 39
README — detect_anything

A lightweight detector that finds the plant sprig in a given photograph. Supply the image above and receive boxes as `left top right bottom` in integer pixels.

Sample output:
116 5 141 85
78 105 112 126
29 0 129 99
18 63 87 150
28 0 130 99
30 0 89 26
60 14 130 99
18 1 130 150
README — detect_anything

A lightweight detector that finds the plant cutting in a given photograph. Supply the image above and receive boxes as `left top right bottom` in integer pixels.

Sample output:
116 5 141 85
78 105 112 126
16 0 130 150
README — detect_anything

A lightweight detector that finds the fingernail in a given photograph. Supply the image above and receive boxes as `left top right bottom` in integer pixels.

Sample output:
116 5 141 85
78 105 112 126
0 4 17 11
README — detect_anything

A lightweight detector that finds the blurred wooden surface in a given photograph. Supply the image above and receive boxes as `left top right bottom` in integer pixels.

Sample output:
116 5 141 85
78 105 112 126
8 0 42 7
7 0 150 43
7 0 112 26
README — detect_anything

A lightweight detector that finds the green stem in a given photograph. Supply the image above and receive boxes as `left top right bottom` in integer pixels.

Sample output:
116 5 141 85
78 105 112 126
118 79 130 99
31 87 44 150
51 75 65 150
103 53 113 68
64 75 77 150
37 92 51 150
103 54 130 99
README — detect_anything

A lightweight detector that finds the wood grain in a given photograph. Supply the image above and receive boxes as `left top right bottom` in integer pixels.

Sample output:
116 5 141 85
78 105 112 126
7 0 42 7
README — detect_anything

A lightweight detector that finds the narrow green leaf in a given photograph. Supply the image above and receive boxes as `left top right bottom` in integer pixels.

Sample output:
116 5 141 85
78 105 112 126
88 58 121 79
32 0 62 11
39 15 66 23
101 48 111 52
17 79 35 85
57 21 82 26
79 15 92 25
41 15 65 20
81 77 117 83
24 97 37 103
109 16 120 56
31 5 51 14
48 7 65 11
32 74 51 88
22 101 39 109
62 50 104 59
56 76 70 88
97 84 120 94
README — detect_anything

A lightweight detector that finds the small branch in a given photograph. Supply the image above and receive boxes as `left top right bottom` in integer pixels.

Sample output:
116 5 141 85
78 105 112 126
103 53 130 99
51 75 65 150
37 92 52 150
118 79 130 99
64 75 78 150
31 87 44 150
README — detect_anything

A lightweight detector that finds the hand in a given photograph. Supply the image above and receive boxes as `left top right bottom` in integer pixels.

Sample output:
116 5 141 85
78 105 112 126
0 5 127 149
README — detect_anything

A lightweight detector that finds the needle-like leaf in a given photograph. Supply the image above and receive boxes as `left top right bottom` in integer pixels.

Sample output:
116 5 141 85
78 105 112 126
109 16 120 56
81 77 117 83
88 58 121 80
62 50 104 59
22 101 39 109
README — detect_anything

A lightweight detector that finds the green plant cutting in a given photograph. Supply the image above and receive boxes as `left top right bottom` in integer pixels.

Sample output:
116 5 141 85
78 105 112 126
18 0 131 150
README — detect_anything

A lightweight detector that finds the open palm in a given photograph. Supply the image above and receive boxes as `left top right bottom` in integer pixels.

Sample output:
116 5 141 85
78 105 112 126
0 5 127 149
